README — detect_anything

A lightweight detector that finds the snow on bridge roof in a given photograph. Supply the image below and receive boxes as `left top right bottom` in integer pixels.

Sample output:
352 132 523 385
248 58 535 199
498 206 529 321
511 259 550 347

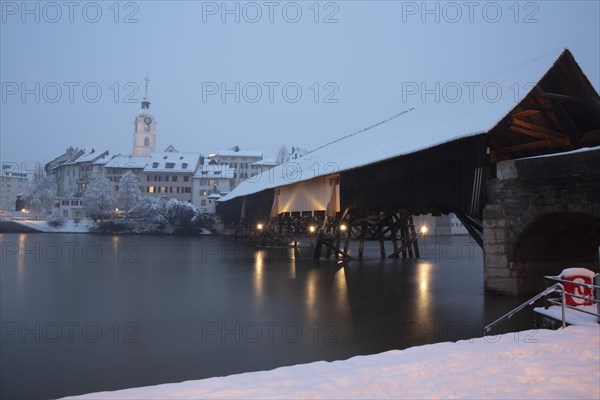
219 49 577 203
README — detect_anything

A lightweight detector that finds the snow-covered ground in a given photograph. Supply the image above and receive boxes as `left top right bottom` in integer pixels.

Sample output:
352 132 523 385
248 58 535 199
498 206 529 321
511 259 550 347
535 304 599 327
64 324 599 399
3 218 214 235
10 218 95 233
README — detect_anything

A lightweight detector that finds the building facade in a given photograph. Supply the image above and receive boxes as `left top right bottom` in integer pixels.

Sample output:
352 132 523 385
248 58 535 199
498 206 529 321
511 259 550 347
52 197 85 220
0 167 28 212
214 146 263 186
45 148 110 197
192 158 235 213
140 151 202 202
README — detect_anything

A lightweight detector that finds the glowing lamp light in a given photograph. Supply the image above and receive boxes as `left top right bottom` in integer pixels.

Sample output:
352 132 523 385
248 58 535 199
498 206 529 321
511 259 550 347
420 226 428 234
256 223 264 231
115 208 119 212
340 224 347 231
308 225 316 233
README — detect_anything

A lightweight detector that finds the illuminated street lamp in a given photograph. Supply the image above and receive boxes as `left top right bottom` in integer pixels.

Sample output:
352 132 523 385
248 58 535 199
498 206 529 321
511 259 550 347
340 224 347 231
308 225 316 233
256 223 264 231
420 226 428 235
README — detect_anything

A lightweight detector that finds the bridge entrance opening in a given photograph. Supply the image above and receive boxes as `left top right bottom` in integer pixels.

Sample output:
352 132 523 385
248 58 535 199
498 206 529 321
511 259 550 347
513 212 600 293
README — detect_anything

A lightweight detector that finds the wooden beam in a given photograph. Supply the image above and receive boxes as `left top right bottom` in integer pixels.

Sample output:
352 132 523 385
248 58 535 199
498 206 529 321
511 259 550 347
579 130 600 145
534 92 582 102
508 127 556 142
518 103 558 113
512 119 563 137
511 119 570 144
497 140 552 154
512 109 541 119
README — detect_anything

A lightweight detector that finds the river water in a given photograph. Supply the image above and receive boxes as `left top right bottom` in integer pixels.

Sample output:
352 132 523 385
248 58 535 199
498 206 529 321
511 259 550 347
0 233 534 399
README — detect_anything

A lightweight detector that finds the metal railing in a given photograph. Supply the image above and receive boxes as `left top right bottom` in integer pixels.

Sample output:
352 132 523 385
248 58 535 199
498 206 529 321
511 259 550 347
544 274 600 323
484 273 600 334
484 283 567 334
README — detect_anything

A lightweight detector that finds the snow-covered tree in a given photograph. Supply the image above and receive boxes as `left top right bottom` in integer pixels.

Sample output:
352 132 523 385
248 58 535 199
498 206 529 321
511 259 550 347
276 144 289 165
164 198 197 227
117 171 141 212
130 197 197 226
83 176 115 221
131 196 168 224
24 166 56 216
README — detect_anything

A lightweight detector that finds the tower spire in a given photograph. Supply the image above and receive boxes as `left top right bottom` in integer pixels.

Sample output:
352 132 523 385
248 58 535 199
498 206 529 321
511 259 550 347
141 73 151 110
144 72 150 97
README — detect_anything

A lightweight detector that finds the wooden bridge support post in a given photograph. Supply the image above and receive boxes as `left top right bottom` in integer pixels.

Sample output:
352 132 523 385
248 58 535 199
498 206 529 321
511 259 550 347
408 215 420 258
391 236 399 259
400 225 408 258
379 238 386 258
358 240 365 259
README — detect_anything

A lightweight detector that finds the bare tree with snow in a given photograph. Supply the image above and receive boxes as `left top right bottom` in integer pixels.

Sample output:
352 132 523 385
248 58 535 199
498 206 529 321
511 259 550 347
276 144 289 165
24 166 56 217
83 176 115 221
117 171 141 213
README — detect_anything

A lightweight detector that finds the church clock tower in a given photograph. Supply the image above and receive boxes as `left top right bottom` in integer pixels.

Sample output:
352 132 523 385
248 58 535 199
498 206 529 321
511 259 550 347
132 74 157 156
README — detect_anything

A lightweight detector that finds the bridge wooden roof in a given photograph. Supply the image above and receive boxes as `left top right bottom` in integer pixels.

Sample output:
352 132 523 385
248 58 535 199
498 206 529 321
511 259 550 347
217 49 600 222
488 49 600 161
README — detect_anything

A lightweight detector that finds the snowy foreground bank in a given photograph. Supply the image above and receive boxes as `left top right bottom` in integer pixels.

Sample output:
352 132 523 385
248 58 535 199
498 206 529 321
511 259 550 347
65 325 599 399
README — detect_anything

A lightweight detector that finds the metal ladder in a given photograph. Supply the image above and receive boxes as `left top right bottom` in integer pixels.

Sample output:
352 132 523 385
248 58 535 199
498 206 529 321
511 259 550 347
484 283 566 334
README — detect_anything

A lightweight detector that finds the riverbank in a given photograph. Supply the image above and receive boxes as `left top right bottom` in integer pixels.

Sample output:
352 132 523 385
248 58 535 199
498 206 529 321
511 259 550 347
0 218 96 233
0 218 213 235
64 324 599 399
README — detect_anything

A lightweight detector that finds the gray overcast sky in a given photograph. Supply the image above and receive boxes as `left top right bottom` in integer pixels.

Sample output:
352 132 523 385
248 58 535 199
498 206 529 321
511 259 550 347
1 1 599 170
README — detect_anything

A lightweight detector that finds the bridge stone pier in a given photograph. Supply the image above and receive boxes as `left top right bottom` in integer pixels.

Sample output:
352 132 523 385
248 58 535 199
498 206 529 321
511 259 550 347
483 149 600 295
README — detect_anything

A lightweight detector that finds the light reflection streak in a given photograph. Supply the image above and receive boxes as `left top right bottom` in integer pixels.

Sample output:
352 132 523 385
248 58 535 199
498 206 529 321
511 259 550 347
334 266 350 313
254 249 265 304
417 262 432 321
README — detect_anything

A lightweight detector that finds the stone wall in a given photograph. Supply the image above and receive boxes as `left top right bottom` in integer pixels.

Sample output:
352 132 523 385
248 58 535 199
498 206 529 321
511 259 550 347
483 149 600 295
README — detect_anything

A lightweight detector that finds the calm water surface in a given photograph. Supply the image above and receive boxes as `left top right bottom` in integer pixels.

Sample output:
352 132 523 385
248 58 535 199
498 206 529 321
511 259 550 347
0 233 534 399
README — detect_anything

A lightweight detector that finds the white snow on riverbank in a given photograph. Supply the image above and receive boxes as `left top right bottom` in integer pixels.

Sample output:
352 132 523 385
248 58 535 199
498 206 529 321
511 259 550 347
535 305 599 327
65 324 599 399
9 218 95 233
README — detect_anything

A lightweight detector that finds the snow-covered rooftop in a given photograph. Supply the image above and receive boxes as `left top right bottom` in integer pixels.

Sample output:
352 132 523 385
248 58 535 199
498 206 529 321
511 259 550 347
60 149 111 166
217 147 263 158
252 156 277 166
104 152 201 173
75 150 107 163
104 155 149 169
193 159 235 179
219 49 581 203
144 152 201 173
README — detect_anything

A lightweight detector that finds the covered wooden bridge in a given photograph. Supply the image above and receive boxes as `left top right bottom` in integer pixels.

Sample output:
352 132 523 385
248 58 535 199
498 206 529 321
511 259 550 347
217 49 600 264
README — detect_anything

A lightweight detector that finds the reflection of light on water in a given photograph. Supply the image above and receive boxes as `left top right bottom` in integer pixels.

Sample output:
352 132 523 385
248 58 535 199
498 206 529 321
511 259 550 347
305 270 317 314
287 247 296 278
111 236 120 269
417 262 432 320
254 250 265 302
17 234 27 286
334 266 350 313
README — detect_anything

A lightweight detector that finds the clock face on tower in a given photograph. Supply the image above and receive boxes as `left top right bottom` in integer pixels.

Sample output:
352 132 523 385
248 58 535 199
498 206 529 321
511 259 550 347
143 116 152 125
